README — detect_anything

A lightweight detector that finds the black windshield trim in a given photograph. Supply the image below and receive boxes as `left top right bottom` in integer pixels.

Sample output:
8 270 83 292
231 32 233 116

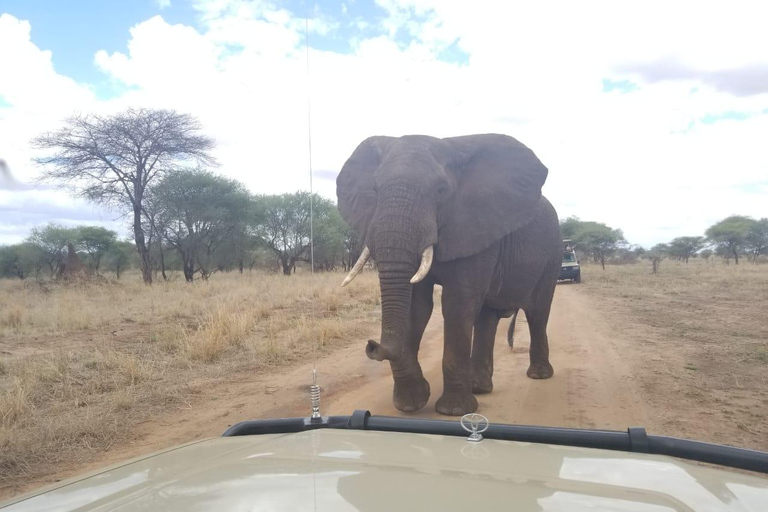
222 411 768 475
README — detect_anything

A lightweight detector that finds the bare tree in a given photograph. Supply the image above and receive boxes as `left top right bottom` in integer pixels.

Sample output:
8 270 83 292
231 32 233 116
32 108 216 284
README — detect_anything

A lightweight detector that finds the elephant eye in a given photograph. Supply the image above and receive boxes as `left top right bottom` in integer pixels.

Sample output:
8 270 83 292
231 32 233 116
437 184 448 196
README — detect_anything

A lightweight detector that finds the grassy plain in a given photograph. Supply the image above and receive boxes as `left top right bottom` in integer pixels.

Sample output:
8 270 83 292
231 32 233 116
2 258 768 497
577 259 768 450
0 270 380 492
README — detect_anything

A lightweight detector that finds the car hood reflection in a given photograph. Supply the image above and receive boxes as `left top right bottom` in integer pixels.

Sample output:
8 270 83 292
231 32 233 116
2 430 767 511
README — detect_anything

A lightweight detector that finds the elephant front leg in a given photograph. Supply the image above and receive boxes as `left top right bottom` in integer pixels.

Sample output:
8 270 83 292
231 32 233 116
434 247 498 416
436 285 489 416
471 306 500 394
391 280 434 412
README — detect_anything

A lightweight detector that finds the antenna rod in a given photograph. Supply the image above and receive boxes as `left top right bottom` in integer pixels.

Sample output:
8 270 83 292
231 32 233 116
305 14 314 275
305 6 320 414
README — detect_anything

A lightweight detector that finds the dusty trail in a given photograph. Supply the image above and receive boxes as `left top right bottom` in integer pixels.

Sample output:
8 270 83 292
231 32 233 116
322 283 649 429
22 284 651 495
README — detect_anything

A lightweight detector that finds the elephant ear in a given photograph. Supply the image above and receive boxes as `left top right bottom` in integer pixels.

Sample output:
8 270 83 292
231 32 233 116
336 136 394 239
436 134 548 262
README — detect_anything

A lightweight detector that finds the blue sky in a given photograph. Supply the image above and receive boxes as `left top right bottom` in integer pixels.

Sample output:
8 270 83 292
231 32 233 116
0 0 767 247
1 1 197 84
0 0 465 99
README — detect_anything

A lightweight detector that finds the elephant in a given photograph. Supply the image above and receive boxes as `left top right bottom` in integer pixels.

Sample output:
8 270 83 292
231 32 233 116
336 134 561 416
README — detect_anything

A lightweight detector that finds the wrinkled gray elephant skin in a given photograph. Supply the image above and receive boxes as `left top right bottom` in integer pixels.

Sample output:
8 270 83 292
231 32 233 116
336 134 561 416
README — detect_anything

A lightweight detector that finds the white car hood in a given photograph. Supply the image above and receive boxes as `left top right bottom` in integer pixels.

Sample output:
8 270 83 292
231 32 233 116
3 429 768 511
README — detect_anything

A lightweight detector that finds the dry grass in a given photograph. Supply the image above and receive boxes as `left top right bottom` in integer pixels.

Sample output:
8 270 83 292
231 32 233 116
0 270 380 491
578 259 768 450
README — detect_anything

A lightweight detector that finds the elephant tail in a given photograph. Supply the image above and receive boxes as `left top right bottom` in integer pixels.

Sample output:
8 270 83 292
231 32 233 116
507 309 519 348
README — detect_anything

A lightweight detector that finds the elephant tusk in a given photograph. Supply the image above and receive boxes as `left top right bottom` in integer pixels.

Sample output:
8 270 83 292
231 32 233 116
341 246 371 287
410 246 434 284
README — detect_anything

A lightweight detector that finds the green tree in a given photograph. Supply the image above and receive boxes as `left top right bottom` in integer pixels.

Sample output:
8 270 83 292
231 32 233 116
714 244 734 264
705 216 755 265
141 188 166 280
242 244 278 272
76 226 117 273
0 243 46 279
313 207 347 271
342 223 363 272
559 216 582 240
0 245 20 279
26 223 79 277
33 108 216 284
572 221 625 270
153 169 253 281
745 218 768 263
699 249 713 262
667 236 705 263
104 240 136 279
644 243 668 274
256 192 338 275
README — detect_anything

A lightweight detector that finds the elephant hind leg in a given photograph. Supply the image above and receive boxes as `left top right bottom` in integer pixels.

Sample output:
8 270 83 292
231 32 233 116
506 309 519 348
471 306 501 394
524 283 555 380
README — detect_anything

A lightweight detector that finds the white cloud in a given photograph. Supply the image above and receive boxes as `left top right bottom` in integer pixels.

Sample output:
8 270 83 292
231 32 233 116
1 2 767 247
155 0 172 9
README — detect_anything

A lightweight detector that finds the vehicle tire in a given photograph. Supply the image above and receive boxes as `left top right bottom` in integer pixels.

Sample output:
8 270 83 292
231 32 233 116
575 272 581 283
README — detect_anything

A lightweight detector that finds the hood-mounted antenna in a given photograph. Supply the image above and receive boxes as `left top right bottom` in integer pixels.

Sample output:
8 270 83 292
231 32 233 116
303 10 326 427
309 368 321 420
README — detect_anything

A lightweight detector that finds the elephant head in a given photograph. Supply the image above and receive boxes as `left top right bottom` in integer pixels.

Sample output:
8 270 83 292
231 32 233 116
336 134 548 362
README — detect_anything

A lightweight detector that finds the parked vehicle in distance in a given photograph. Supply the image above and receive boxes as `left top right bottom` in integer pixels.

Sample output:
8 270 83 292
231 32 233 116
560 239 581 283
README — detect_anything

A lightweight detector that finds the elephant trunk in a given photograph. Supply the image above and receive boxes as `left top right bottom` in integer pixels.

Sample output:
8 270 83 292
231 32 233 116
367 261 414 362
366 188 435 365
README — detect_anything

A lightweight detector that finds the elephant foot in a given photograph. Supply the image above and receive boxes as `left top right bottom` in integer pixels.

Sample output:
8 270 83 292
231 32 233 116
471 371 493 394
393 375 430 413
527 361 554 379
435 391 478 416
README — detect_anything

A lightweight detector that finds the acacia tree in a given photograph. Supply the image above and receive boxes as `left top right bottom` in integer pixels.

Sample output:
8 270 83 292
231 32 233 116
746 218 768 263
0 243 46 279
32 108 216 284
342 226 362 272
645 243 668 274
715 244 734 264
312 207 347 271
76 226 117 273
141 186 171 280
667 236 704 263
705 216 755 265
153 169 252 281
571 221 625 270
26 223 78 277
104 240 136 279
559 216 582 240
256 192 340 275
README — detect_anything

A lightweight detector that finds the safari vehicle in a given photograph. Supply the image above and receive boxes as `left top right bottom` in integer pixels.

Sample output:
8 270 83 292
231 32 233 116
560 239 581 283
2 397 768 511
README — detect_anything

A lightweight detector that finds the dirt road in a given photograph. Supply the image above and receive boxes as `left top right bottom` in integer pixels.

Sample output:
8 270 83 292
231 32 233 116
323 283 649 429
35 283 653 493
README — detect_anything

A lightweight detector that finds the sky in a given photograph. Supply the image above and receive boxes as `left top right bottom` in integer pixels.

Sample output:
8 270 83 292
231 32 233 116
0 0 767 247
